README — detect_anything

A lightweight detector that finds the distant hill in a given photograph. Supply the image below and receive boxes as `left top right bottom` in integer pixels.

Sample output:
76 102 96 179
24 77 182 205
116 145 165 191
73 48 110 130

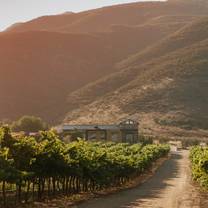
65 17 208 109
1 0 208 138
0 18 181 122
65 17 208 138
6 0 207 33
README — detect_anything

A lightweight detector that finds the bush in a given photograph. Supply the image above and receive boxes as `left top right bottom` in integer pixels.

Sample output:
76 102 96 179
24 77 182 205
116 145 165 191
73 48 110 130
11 116 48 133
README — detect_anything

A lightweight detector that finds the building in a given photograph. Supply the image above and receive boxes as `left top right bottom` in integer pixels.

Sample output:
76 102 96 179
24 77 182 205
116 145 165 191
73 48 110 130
59 119 139 143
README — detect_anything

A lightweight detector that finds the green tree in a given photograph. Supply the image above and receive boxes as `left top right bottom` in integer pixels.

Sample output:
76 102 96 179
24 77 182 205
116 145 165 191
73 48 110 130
11 116 48 133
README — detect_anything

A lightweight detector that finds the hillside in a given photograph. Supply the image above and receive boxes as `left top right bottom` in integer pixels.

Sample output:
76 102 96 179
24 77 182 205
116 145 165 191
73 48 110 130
1 0 208 134
0 31 112 121
1 0 202 123
65 17 208 138
0 20 182 122
66 17 208 108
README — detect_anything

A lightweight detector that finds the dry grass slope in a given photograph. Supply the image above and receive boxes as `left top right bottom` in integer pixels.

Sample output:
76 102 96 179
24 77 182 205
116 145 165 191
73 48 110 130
1 0 208 133
65 17 208 138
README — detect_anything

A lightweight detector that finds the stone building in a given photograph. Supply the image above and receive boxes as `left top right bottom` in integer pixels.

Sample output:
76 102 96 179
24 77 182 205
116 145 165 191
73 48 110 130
59 119 139 143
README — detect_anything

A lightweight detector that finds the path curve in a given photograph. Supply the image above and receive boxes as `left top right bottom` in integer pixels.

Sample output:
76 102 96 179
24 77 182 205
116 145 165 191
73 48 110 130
76 151 201 208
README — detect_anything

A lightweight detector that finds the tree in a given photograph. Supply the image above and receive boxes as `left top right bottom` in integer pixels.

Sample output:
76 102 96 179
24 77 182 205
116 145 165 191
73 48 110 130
11 116 48 133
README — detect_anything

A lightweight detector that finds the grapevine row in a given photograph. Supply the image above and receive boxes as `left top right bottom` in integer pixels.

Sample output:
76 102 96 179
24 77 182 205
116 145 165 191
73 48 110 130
190 146 208 188
0 126 170 207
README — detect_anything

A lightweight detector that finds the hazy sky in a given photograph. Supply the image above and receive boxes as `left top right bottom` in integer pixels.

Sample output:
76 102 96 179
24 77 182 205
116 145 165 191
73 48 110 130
0 0 164 31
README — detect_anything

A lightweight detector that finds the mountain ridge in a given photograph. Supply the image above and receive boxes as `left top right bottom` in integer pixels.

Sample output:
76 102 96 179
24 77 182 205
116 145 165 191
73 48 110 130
1 0 208 138
5 0 208 33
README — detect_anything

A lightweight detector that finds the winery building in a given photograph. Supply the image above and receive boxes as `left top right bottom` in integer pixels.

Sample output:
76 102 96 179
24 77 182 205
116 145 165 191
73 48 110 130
59 119 139 143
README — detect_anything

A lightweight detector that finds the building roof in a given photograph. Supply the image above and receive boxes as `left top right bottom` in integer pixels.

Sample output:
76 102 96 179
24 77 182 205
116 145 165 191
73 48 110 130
59 119 139 132
62 124 120 131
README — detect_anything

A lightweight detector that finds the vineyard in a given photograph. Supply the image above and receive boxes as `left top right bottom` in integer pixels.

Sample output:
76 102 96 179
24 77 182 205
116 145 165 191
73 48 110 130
190 146 208 189
0 126 170 207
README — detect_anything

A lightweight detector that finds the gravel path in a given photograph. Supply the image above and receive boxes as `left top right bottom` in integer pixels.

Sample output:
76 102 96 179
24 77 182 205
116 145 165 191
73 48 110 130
76 151 202 208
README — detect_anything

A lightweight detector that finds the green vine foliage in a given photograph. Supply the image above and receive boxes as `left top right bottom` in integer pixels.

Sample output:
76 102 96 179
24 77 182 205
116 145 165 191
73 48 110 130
0 127 170 206
190 146 208 188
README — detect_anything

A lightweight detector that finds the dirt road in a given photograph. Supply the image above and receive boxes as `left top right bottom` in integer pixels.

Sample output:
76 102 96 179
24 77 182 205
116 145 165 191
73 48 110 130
76 151 205 208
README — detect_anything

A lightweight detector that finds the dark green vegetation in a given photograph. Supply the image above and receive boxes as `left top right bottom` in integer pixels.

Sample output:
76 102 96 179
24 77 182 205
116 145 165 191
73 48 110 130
11 116 48 133
0 126 170 207
0 0 208 135
190 146 208 189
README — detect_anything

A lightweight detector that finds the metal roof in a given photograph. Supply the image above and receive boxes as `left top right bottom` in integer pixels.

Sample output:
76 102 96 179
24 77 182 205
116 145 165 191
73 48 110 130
60 119 139 132
62 124 120 131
